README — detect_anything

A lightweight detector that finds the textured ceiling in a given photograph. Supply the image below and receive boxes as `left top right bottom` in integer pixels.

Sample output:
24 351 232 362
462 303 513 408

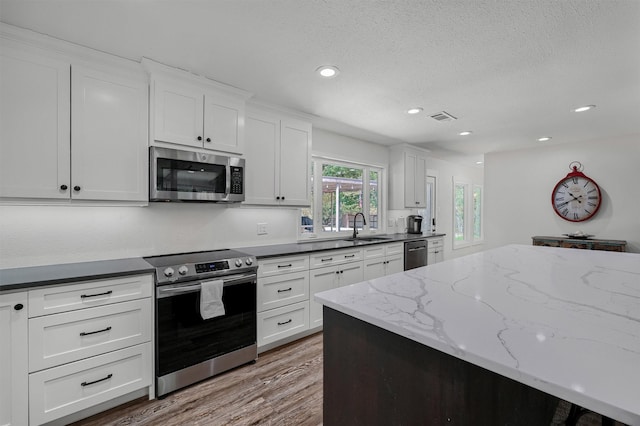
1 0 639 164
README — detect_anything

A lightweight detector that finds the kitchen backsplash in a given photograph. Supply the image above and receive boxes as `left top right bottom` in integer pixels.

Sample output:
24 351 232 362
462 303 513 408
0 204 300 268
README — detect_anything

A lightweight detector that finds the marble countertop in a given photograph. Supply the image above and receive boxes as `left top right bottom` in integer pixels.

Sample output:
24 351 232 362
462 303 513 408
315 244 640 425
238 232 444 259
0 258 154 292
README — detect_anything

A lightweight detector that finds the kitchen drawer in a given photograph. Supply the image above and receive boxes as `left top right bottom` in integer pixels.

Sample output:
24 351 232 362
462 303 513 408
309 248 362 269
427 237 443 248
29 299 152 372
29 342 152 426
258 255 309 278
28 274 153 317
385 242 404 256
257 301 308 347
258 270 309 313
363 245 385 260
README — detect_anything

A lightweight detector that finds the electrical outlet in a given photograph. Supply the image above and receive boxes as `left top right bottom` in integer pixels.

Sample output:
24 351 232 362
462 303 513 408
257 223 268 235
388 219 395 227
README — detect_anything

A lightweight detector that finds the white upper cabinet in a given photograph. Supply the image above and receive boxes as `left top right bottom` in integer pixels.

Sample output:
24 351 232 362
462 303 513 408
389 144 429 209
0 46 71 199
71 65 148 201
244 106 311 206
0 27 148 203
146 59 250 155
153 79 204 149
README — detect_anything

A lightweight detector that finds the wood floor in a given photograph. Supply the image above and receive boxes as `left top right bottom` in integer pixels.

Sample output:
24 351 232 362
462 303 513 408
72 332 324 426
71 331 621 426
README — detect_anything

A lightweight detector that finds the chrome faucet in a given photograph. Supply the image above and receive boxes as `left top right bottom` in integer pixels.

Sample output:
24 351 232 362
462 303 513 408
352 212 367 239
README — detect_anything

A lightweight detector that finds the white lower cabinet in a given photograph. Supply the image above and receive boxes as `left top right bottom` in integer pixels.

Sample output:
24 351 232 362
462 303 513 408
257 302 309 347
427 237 445 265
363 242 405 280
28 343 152 426
309 250 364 328
0 291 28 426
256 255 310 351
26 274 154 425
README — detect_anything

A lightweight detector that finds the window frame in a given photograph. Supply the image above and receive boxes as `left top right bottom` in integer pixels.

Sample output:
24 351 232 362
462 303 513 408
452 177 483 248
299 156 385 240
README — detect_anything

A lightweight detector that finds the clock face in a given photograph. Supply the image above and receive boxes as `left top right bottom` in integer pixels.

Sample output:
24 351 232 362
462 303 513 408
551 175 601 222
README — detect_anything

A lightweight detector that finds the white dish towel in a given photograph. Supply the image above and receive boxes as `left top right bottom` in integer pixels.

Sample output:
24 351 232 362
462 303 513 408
200 280 225 320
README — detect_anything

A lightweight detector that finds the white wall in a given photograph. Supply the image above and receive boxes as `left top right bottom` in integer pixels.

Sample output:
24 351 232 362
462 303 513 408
0 128 392 269
484 134 640 253
312 128 389 166
429 157 484 260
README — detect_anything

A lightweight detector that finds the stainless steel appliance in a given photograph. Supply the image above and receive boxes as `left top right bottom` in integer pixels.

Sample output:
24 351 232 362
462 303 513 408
144 249 257 397
407 215 423 234
150 146 245 202
404 239 427 270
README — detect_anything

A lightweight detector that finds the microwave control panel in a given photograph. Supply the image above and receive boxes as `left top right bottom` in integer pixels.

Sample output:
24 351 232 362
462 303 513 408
230 166 243 194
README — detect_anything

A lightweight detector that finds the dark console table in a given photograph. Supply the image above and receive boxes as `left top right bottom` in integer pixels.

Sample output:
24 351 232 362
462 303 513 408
532 236 627 252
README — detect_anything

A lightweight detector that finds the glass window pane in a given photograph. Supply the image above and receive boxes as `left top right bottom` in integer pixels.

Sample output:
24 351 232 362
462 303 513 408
301 162 314 233
473 186 482 240
454 184 466 242
322 164 363 233
369 170 379 230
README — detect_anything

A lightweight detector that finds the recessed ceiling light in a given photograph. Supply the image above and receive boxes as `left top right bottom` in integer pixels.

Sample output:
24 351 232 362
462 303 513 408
407 107 423 114
475 161 484 165
459 131 472 136
538 136 552 142
573 105 595 112
316 65 339 78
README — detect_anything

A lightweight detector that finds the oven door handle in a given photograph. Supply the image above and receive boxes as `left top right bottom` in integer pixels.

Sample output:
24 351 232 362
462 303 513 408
157 272 257 298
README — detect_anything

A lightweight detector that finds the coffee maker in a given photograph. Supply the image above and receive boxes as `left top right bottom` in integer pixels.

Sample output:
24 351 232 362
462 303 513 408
407 215 423 234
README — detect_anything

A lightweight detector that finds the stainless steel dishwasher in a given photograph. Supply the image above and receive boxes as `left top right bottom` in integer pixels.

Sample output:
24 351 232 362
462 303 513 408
404 239 427 270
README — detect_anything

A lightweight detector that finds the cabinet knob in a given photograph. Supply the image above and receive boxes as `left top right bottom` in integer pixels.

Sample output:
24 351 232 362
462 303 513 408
60 184 68 191
14 303 23 311
276 196 281 200
206 138 211 143
281 196 285 200
197 136 202 141
74 186 81 191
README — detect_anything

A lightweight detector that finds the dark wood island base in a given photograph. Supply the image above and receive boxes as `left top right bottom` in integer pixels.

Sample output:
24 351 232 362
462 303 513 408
323 306 560 425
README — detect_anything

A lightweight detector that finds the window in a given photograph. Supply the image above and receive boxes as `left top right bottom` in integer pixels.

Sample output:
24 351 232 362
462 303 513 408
453 178 483 247
300 157 382 237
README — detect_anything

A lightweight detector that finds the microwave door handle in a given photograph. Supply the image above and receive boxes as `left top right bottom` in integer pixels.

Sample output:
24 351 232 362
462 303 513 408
225 160 231 199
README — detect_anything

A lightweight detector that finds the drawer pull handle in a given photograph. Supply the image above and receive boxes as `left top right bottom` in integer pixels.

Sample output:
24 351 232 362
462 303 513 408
277 264 293 268
80 326 112 337
321 257 333 262
80 290 113 299
277 287 293 293
277 319 292 326
344 254 355 258
81 373 113 387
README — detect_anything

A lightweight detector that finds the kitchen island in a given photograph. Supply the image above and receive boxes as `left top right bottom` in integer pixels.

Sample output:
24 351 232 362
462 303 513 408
315 244 640 425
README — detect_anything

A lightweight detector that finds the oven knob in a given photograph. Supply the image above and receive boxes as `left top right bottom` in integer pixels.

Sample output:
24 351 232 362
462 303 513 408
178 266 188 275
163 267 175 278
235 259 243 267
245 258 253 266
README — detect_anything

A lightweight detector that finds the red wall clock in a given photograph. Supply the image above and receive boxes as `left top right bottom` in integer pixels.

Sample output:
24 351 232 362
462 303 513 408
551 162 602 222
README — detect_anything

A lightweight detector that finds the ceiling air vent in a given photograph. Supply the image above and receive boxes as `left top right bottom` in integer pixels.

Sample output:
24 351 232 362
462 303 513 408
429 111 457 122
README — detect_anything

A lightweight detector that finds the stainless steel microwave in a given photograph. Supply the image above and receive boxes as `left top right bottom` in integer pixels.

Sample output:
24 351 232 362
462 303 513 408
150 147 245 202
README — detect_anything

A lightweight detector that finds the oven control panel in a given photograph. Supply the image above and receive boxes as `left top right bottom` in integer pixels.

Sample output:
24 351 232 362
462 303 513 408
195 261 230 274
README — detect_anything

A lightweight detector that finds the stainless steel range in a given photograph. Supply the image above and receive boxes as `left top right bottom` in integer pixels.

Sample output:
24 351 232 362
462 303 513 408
144 249 258 397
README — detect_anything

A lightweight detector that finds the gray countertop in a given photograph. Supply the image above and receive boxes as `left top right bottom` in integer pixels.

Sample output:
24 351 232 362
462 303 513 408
0 233 445 292
237 233 445 259
0 257 155 292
